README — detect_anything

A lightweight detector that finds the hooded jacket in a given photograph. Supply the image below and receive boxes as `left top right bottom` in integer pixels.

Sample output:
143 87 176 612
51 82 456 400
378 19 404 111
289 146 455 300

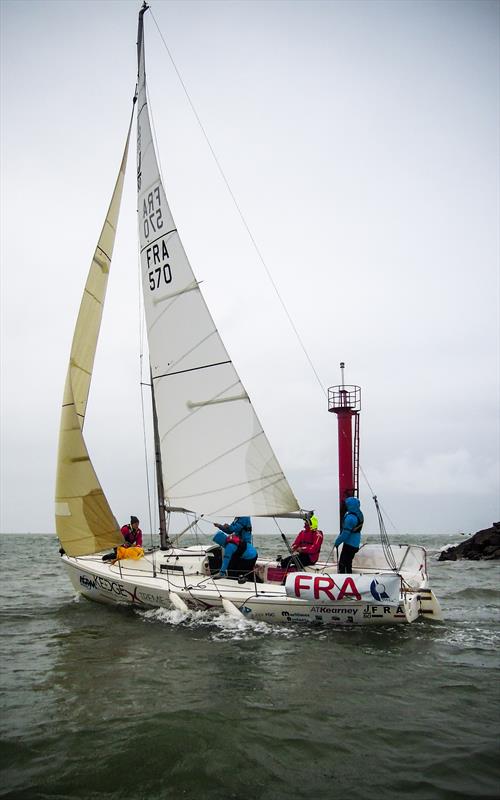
225 517 252 544
334 497 364 549
292 522 323 563
212 530 257 575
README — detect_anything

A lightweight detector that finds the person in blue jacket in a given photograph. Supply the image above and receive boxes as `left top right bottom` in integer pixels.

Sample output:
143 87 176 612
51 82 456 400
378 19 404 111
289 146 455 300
214 516 252 543
334 496 364 573
213 517 257 580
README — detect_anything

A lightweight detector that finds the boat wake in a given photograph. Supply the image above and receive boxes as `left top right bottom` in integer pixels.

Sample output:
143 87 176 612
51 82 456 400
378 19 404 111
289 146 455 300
138 606 298 640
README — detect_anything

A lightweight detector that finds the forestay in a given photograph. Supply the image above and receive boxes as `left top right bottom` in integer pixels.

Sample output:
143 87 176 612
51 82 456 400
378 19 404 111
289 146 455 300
136 14 299 518
55 121 133 557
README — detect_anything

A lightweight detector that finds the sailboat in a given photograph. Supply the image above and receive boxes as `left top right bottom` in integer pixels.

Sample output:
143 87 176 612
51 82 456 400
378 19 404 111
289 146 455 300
55 4 442 626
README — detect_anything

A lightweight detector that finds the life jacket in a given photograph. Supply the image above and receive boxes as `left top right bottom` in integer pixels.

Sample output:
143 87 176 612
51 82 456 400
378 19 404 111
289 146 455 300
233 518 252 534
344 510 363 533
121 524 139 545
226 533 248 559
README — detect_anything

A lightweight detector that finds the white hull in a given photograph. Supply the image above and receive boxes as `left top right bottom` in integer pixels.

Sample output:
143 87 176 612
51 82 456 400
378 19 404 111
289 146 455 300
62 543 442 626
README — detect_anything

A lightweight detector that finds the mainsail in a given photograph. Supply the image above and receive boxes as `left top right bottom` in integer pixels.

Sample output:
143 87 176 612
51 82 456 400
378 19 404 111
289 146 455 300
137 9 299 517
55 119 133 557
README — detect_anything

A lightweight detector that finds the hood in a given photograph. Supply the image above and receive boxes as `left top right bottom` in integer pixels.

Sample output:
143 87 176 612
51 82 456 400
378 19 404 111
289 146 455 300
345 496 361 513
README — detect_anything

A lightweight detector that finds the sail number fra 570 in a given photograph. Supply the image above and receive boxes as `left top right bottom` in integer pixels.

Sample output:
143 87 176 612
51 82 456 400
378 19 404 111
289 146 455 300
143 186 172 290
146 239 172 290
143 187 163 239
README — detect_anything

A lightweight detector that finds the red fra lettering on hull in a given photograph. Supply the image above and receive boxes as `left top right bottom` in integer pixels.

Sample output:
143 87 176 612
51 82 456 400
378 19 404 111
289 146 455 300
292 574 362 601
314 576 337 601
294 574 312 597
337 577 361 601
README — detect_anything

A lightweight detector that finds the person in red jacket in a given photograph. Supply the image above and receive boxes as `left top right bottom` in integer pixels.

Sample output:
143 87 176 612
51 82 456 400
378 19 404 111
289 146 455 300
102 515 142 561
121 515 143 547
280 515 323 572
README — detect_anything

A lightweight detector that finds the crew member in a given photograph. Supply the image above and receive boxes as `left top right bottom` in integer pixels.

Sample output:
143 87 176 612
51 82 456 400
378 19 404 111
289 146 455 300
212 517 257 580
213 516 252 543
334 497 363 573
102 515 142 561
280 515 323 572
121 515 143 547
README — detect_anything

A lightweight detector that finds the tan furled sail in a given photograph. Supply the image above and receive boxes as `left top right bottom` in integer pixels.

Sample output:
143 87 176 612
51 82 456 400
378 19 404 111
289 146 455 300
55 118 133 557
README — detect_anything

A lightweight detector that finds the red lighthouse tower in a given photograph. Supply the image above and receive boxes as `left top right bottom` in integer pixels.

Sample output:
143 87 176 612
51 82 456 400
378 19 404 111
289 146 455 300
328 363 361 524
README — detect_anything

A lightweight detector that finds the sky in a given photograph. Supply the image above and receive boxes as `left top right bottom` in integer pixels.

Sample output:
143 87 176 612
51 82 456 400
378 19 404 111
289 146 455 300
0 0 498 538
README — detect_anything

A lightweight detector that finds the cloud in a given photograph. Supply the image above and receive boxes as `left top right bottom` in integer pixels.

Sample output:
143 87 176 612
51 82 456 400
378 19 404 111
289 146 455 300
369 449 499 497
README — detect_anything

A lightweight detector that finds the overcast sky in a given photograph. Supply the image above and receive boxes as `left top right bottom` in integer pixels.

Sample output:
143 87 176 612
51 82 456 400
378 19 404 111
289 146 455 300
1 0 498 538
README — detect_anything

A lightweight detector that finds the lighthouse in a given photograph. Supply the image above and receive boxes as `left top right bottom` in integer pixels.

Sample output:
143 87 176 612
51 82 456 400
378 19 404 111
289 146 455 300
328 363 361 524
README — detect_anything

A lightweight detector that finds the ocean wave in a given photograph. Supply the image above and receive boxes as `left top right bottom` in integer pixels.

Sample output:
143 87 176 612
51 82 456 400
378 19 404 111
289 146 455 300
437 541 463 552
437 625 500 653
447 586 500 600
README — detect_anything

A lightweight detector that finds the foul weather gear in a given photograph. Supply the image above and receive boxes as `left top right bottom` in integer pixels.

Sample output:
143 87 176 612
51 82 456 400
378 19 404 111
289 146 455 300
212 530 258 577
121 524 143 547
334 497 363 549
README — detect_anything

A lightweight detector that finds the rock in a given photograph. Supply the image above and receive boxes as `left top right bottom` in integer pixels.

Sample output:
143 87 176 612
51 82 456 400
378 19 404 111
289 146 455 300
438 522 500 561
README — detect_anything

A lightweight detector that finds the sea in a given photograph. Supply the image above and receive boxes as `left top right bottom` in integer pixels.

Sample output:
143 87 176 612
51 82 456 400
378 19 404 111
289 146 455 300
1 532 499 800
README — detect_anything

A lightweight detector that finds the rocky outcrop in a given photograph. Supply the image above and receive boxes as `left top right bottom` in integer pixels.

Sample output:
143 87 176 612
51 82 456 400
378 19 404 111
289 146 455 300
438 522 500 561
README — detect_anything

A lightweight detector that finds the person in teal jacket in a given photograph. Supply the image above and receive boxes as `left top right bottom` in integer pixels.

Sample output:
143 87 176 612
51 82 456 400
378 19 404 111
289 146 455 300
334 496 364 573
214 516 252 543
213 517 257 580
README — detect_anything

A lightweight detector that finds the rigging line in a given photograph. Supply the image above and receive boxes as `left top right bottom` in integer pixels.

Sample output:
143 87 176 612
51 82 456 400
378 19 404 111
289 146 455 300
149 9 326 398
373 495 398 572
337 417 399 533
148 10 395 531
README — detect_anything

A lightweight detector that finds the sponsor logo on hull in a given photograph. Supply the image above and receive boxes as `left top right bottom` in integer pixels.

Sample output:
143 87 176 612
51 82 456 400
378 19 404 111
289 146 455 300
78 573 144 604
285 573 401 604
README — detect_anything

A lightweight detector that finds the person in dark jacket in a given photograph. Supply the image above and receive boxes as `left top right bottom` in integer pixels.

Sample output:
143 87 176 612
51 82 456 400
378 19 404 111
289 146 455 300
280 515 323 572
102 515 142 561
334 497 363 573
121 515 143 547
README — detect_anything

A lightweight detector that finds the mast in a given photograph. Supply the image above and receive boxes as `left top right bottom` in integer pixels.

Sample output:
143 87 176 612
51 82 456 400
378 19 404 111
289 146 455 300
137 1 149 69
151 370 169 549
137 3 168 549
328 362 361 525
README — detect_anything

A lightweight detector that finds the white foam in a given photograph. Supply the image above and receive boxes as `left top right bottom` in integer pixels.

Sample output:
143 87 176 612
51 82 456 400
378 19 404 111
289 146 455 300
138 605 297 640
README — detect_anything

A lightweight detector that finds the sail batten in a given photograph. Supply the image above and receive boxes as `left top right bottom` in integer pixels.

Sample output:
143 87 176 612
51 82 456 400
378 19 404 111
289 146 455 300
136 10 299 517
